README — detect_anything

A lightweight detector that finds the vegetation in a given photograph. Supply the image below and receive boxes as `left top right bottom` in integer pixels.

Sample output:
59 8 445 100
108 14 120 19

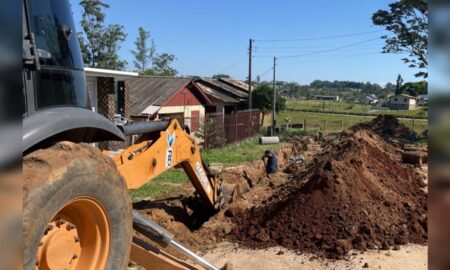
284 100 427 118
202 137 288 164
401 80 428 95
395 74 404 95
150 53 178 76
78 0 127 69
372 0 428 78
131 27 177 76
212 74 231 79
195 118 227 149
130 137 289 201
131 27 155 73
129 169 189 202
276 110 428 134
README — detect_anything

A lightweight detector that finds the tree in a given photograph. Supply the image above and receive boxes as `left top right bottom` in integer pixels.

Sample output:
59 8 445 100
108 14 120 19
401 80 427 96
395 74 404 95
212 74 230 79
252 84 286 113
78 0 127 70
384 82 396 93
252 84 286 125
151 53 177 76
131 27 156 73
372 0 428 78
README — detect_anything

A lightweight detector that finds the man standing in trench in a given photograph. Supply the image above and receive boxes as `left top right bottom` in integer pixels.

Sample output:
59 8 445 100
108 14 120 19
262 150 278 175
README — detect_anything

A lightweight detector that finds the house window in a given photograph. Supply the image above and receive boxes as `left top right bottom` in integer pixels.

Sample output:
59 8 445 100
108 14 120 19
394 98 398 102
404 98 407 102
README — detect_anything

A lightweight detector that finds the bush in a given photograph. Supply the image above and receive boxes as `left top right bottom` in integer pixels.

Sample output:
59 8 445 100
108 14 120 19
195 119 227 149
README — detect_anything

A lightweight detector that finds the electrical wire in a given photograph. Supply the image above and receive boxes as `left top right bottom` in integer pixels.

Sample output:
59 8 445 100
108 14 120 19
254 30 383 42
214 56 247 74
278 37 381 59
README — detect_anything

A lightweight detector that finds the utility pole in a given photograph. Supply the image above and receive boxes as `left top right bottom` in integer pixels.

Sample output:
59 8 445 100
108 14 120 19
248 38 253 110
271 56 277 136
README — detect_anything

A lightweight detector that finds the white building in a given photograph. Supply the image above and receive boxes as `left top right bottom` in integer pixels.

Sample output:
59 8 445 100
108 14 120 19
388 94 417 110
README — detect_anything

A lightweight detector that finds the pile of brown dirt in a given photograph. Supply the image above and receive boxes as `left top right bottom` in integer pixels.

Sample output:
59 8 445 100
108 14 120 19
229 128 427 258
133 147 295 256
355 114 415 139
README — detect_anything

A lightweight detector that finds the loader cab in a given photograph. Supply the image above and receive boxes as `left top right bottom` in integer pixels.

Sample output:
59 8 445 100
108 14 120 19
22 0 125 151
23 0 89 115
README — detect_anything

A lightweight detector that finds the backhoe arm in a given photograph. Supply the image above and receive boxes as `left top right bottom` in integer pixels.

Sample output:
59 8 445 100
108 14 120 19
109 119 218 209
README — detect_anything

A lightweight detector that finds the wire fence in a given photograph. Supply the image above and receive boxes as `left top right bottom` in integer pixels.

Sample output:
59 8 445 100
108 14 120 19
279 116 428 134
192 110 260 149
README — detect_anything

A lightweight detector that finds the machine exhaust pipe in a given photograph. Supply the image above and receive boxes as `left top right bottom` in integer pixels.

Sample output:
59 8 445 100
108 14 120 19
119 121 170 136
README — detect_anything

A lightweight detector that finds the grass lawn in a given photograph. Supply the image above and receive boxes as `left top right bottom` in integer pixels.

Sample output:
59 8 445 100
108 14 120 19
286 100 428 118
202 137 288 164
129 136 289 201
277 111 428 134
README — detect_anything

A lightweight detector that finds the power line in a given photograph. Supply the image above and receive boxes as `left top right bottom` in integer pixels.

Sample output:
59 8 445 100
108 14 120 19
278 37 381 59
257 67 273 79
254 30 383 42
277 52 383 65
254 46 383 53
214 56 247 74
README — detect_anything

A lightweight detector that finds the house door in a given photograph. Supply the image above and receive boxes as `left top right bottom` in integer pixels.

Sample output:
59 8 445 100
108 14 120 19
191 110 200 131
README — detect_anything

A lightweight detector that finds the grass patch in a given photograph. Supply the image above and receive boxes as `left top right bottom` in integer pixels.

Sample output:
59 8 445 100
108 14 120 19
130 136 289 201
286 100 428 118
129 169 189 202
202 136 289 164
277 111 428 134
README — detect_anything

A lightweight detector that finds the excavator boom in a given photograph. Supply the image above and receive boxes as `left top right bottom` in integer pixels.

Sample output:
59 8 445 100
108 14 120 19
108 119 219 208
104 119 232 269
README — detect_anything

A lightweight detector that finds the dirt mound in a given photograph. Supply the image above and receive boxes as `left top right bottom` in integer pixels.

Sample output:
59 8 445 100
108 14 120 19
229 128 427 258
354 114 414 139
133 147 295 256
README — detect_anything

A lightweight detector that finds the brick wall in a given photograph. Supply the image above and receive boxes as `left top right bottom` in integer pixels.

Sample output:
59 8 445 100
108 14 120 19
96 77 131 150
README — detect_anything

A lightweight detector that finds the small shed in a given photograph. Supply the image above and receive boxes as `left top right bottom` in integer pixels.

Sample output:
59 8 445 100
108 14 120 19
389 94 417 110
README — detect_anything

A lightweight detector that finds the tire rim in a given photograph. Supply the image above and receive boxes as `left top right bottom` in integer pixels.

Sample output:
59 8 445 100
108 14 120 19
35 197 111 270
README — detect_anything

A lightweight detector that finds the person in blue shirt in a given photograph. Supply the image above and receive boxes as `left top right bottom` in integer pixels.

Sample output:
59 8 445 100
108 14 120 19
262 150 278 174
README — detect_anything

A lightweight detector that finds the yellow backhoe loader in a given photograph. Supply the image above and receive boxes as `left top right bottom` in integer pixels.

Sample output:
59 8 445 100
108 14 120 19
23 0 235 269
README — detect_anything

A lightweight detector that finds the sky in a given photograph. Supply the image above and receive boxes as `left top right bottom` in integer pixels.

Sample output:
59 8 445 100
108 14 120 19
69 0 418 85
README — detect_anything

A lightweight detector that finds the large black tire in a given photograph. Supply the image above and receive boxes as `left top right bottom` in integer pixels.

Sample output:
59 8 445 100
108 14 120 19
23 141 132 270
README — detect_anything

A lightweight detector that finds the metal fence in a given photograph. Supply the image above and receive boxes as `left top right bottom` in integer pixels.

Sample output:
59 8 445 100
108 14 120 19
199 110 260 148
279 116 428 134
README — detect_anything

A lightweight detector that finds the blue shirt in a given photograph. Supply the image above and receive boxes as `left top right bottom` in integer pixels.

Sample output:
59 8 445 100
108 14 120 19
266 153 278 174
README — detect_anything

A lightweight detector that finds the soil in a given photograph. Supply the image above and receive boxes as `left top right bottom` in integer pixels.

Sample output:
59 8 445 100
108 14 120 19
203 243 427 270
353 114 415 139
229 121 427 258
132 115 428 262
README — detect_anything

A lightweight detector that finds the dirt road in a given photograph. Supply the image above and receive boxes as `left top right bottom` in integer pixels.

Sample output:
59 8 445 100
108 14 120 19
204 242 427 270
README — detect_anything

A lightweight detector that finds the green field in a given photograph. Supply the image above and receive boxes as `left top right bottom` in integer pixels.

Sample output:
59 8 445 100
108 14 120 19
276 110 428 134
285 100 428 118
129 137 289 201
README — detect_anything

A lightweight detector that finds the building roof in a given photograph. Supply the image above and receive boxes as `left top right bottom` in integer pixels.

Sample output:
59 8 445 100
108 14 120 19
218 78 250 93
84 67 138 78
195 81 241 104
196 79 249 100
364 95 378 101
129 77 211 116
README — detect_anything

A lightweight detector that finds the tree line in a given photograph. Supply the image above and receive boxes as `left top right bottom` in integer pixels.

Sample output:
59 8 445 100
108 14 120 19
77 0 177 76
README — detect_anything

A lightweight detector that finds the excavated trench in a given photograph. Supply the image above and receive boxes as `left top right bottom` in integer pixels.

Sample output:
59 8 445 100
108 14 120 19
134 115 428 259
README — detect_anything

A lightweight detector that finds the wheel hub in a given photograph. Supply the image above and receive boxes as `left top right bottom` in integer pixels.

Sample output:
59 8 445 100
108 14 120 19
37 219 81 270
35 197 110 270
